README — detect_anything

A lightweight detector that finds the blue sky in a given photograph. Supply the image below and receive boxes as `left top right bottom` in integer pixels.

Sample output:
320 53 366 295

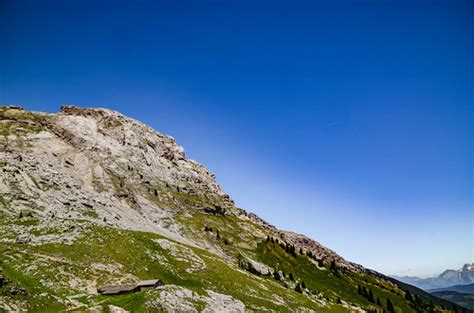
1 0 472 277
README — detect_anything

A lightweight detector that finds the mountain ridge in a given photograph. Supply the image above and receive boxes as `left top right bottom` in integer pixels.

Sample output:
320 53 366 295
0 105 468 312
392 264 474 291
430 283 474 294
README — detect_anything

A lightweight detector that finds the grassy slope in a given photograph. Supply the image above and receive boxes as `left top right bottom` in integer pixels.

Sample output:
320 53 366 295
254 240 417 312
1 217 452 312
0 224 348 312
432 292 474 310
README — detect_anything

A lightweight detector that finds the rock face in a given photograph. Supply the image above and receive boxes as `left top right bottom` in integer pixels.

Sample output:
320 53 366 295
51 106 232 205
0 105 347 260
0 105 466 312
0 105 236 245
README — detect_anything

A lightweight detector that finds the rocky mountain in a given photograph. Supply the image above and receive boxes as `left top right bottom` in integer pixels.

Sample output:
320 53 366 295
0 105 469 312
392 264 474 291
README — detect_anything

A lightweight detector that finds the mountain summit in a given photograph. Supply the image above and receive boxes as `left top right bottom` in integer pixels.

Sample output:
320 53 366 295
0 105 468 312
393 264 474 291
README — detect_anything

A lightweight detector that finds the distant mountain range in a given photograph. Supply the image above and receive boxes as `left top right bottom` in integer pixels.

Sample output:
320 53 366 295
430 284 474 294
392 263 474 290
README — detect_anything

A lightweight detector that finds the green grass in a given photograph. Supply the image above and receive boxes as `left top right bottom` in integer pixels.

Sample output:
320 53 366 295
11 217 39 227
254 240 417 312
0 225 349 312
83 211 99 219
0 195 8 210
0 260 67 312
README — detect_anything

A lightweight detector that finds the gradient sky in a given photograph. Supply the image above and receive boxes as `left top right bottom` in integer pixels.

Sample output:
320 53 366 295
1 0 472 277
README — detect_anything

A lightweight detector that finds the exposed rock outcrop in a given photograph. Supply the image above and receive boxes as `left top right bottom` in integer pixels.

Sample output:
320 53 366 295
0 105 354 269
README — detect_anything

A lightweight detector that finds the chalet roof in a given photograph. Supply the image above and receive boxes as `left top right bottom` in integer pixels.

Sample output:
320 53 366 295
97 284 137 295
136 279 161 287
97 279 163 295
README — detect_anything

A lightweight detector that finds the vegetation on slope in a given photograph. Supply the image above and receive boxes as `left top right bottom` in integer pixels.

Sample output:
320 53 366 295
0 106 468 312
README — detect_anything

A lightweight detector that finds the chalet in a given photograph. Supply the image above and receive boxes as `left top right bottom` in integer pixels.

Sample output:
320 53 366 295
97 279 163 295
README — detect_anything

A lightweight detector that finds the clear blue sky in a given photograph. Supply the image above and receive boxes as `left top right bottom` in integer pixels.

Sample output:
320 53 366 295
1 0 472 277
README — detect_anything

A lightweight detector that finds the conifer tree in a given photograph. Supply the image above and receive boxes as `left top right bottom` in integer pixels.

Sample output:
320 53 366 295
368 289 375 303
273 271 281 281
295 283 302 293
290 245 297 257
404 290 413 302
387 299 395 313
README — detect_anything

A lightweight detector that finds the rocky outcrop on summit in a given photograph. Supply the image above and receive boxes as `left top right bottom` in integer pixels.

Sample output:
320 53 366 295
49 105 233 206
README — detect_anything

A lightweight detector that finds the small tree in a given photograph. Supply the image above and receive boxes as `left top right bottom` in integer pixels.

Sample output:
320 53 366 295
289 273 294 281
273 271 281 281
301 280 306 289
299 247 304 254
368 289 375 303
387 298 395 313
295 283 302 293
216 229 220 240
405 290 413 302
290 245 297 257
